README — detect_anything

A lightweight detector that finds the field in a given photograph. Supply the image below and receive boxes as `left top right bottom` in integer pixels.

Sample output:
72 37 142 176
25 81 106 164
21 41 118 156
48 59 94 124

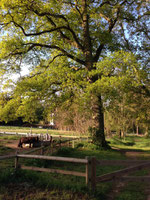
1 127 150 200
0 126 78 136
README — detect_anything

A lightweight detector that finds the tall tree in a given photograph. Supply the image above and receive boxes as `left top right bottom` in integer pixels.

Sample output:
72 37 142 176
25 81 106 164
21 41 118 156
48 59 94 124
0 0 149 147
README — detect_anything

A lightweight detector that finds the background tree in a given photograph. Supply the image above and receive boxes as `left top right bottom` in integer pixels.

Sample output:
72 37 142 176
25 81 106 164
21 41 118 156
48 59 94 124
0 0 149 147
104 58 150 137
0 91 19 123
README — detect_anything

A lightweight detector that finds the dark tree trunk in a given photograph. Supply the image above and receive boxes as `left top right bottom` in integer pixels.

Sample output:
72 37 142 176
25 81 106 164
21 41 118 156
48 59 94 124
82 0 109 148
90 94 109 149
97 95 108 147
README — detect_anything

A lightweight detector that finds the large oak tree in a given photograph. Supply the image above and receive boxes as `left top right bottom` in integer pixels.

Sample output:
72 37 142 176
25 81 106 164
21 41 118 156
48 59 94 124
0 0 149 147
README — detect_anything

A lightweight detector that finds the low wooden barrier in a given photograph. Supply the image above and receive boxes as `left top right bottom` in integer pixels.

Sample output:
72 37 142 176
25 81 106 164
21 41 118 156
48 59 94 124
0 154 16 160
95 158 150 189
15 154 91 186
1 153 150 190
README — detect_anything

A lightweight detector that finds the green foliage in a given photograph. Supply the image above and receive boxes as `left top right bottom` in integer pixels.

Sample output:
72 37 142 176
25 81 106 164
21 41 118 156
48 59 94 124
16 98 44 123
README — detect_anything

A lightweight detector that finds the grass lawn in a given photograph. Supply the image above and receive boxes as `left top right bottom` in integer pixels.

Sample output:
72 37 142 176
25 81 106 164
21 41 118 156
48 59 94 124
108 135 150 151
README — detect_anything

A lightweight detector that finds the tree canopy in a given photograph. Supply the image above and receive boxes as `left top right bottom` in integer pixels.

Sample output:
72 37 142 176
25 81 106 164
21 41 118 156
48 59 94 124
0 0 149 147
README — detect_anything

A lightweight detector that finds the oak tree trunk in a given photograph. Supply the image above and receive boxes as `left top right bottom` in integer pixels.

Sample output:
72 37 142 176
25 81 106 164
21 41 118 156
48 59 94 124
82 0 108 148
90 94 109 148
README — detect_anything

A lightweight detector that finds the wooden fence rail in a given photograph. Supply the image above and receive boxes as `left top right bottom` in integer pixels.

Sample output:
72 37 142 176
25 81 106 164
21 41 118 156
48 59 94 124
96 161 150 183
15 154 91 186
1 153 150 190
17 154 88 163
0 155 16 160
96 159 150 166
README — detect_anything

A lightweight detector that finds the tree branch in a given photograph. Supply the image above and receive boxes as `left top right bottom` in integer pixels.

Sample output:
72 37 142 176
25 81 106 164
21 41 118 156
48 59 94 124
12 21 70 37
47 54 65 66
121 23 131 50
23 43 85 65
31 8 69 23
94 3 121 62
46 15 71 41
29 9 84 51
100 1 117 7
93 44 104 63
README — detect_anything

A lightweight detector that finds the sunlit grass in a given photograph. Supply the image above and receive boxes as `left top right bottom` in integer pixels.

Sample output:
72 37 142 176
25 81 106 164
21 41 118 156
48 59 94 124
108 136 150 151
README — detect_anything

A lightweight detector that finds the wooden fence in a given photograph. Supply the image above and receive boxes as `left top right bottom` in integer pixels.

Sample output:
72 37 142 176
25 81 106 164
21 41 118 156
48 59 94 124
1 154 150 190
94 158 150 188
1 153 91 186
15 154 90 184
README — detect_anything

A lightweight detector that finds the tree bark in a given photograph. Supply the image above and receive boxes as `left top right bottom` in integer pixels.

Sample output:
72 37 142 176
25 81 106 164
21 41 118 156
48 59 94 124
81 0 108 148
97 95 109 147
82 0 93 71
90 94 109 148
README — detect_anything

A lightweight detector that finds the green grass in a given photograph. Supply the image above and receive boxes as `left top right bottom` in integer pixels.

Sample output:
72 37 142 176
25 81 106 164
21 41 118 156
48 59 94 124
0 134 20 140
0 144 15 155
115 181 146 200
108 135 150 151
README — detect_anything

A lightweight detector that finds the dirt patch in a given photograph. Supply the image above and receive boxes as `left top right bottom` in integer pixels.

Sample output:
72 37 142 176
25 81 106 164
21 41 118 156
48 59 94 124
0 139 42 155
112 147 150 158
2 139 19 149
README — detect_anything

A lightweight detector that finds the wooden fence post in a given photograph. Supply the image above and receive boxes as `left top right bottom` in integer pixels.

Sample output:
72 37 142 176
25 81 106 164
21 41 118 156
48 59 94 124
85 156 90 187
15 151 19 170
91 157 96 190
41 143 44 155
59 136 62 148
